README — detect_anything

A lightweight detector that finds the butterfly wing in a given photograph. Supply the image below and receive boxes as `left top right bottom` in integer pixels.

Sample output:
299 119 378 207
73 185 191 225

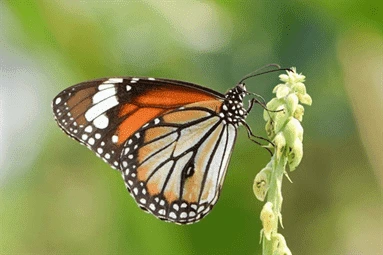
120 103 237 224
52 77 223 168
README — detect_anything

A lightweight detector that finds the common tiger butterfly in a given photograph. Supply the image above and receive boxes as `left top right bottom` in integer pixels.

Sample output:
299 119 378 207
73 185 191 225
52 66 289 224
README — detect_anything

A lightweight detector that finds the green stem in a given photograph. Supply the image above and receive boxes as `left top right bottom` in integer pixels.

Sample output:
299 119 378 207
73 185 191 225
262 152 287 255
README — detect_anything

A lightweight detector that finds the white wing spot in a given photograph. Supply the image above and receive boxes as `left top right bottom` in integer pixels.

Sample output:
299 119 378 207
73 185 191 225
95 133 101 139
180 212 187 219
154 118 160 124
169 212 177 219
189 211 196 217
173 204 179 211
85 96 118 121
140 198 146 204
148 77 155 81
93 87 117 104
126 85 132 91
98 84 114 90
88 138 95 145
82 134 88 140
104 153 110 159
149 204 156 210
160 200 165 206
112 135 118 144
128 154 133 159
130 80 137 84
55 97 61 105
133 188 138 195
158 209 165 215
93 114 109 129
97 148 103 154
84 126 93 133
103 78 123 84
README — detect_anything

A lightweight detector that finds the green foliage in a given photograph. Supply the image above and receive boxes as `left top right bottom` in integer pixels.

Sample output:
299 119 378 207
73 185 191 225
1 1 382 254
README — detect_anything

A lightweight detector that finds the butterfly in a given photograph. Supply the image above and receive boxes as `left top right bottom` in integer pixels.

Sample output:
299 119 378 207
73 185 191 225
52 66 287 224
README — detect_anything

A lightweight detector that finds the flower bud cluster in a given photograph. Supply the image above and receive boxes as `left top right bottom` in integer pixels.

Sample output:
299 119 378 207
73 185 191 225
263 67 311 171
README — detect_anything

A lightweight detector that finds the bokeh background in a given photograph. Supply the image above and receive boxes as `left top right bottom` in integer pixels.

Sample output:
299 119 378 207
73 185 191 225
1 1 382 254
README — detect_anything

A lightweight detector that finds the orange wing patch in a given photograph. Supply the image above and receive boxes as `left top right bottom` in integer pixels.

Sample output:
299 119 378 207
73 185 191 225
115 85 222 148
183 100 223 113
119 104 139 117
134 85 218 107
143 126 177 144
138 132 178 164
162 110 211 124
117 108 165 145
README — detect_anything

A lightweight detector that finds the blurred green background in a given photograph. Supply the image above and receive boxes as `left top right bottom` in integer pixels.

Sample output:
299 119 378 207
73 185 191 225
1 1 382 254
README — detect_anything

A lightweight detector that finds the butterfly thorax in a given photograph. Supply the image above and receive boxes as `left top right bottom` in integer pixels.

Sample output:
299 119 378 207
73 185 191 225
220 84 248 126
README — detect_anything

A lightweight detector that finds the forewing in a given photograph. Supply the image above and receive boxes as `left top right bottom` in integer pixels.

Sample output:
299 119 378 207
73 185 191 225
120 104 237 224
52 77 222 169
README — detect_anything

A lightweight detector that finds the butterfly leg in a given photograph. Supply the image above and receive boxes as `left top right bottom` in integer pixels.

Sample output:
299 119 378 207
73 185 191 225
247 97 283 114
241 120 273 155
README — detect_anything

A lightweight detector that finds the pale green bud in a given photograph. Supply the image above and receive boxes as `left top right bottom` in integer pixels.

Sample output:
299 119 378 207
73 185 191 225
276 84 290 99
298 93 312 105
260 202 275 240
288 139 303 171
273 105 288 134
279 68 305 84
274 234 292 255
265 120 275 138
278 74 290 83
283 118 303 145
272 84 285 94
294 104 305 122
292 82 306 95
285 93 299 115
274 132 286 159
253 163 272 201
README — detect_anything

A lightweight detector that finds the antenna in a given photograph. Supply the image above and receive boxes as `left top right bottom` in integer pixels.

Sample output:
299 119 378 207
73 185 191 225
238 64 293 85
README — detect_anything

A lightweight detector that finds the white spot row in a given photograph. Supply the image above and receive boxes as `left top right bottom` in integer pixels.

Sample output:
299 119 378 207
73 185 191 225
103 78 123 84
93 87 117 104
55 97 61 105
85 96 118 122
